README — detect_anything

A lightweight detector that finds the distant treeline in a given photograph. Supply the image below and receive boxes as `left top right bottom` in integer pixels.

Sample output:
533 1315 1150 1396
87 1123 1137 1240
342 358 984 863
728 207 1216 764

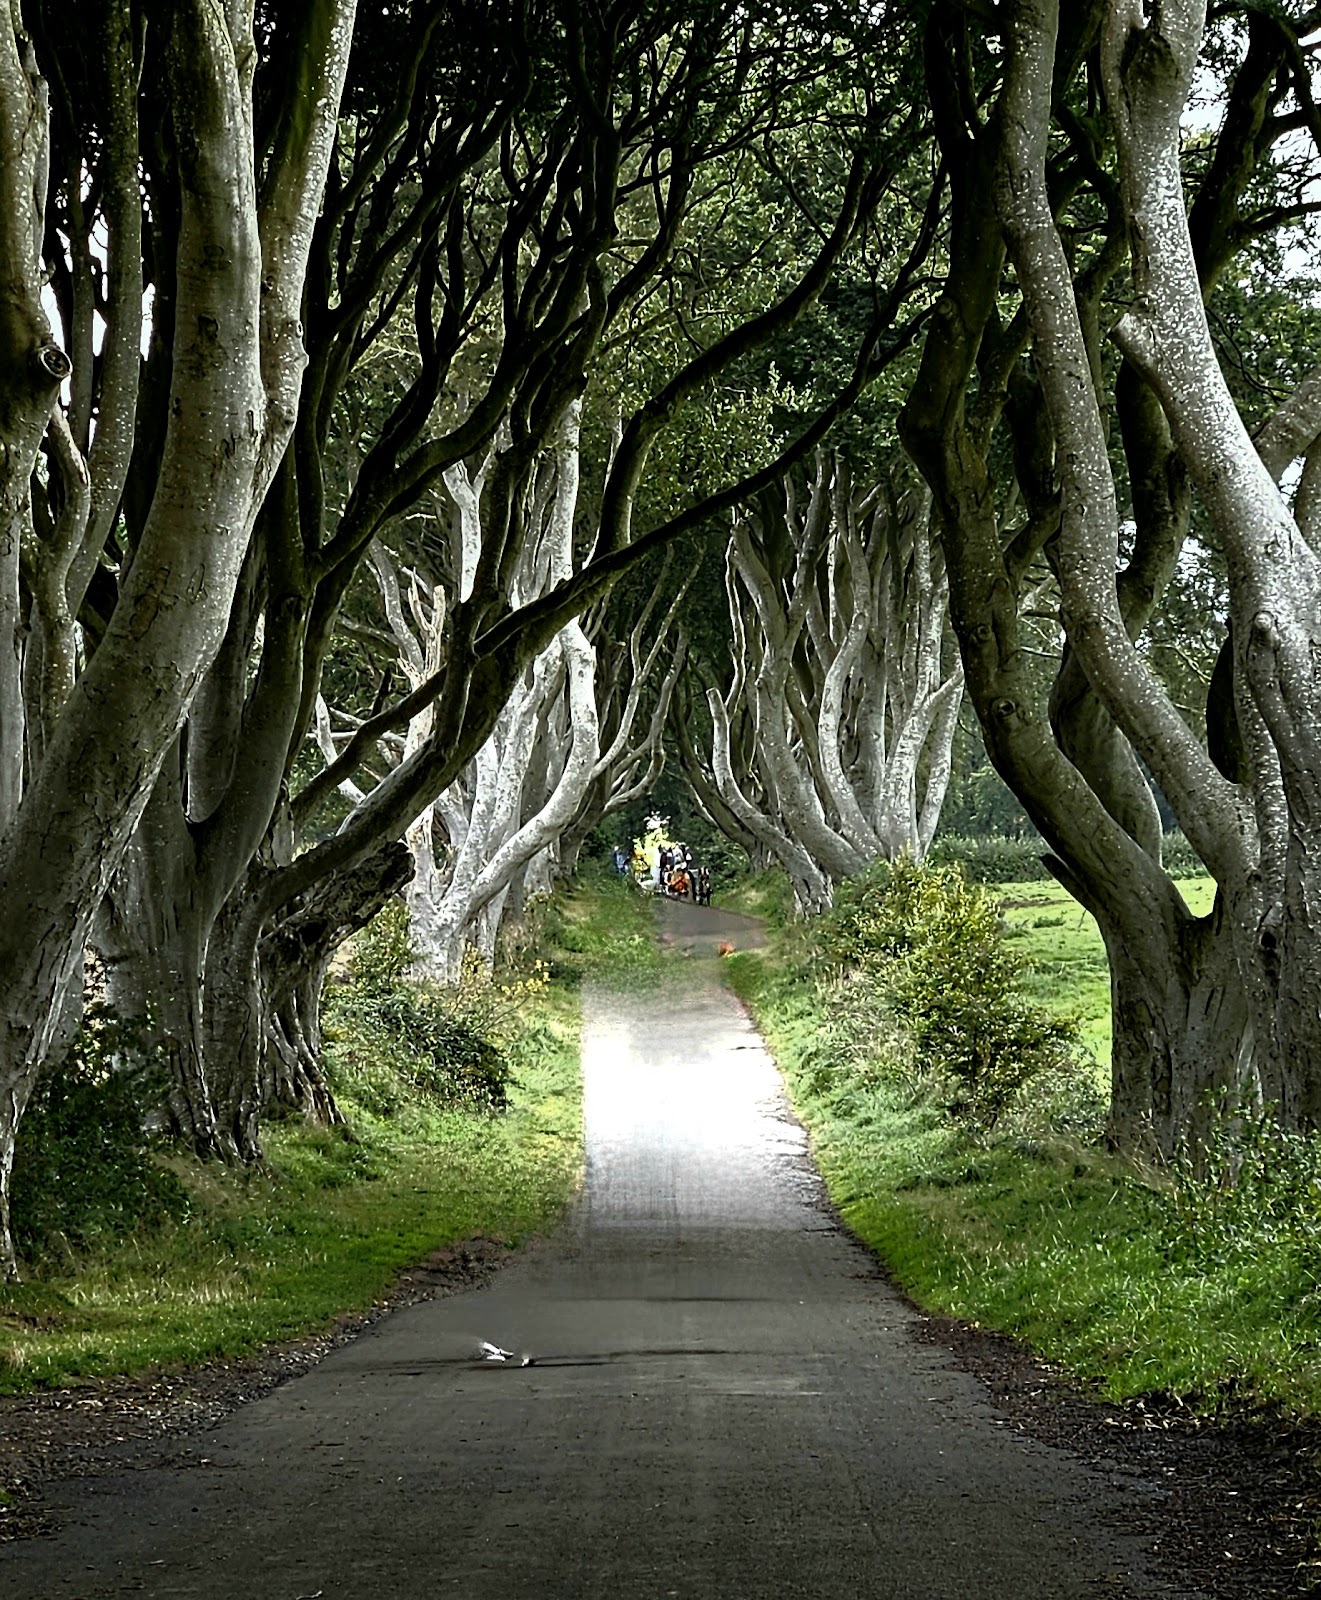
930 832 1204 885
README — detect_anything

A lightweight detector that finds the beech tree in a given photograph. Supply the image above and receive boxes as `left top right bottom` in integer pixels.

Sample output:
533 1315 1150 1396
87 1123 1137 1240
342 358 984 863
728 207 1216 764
899 0 1321 1154
325 403 683 980
89 0 540 1161
71 0 910 1177
0 1 356 1276
693 453 962 910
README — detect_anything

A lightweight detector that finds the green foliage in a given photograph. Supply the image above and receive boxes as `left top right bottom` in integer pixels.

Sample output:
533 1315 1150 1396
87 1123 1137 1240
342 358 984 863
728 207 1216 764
928 833 1052 883
11 1007 191 1263
729 916 1321 1418
937 741 1041 839
369 988 511 1108
534 863 664 988
817 858 1083 1129
813 855 903 963
344 897 414 992
327 905 525 1112
1162 1109 1321 1278
1160 830 1205 879
715 865 798 927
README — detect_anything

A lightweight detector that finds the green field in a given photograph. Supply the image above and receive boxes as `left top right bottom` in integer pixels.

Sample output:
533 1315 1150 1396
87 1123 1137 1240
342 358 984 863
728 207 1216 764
996 874 1217 1076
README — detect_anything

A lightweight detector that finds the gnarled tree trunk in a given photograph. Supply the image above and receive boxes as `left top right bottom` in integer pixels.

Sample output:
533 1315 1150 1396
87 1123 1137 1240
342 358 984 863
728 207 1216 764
0 1 356 1274
697 455 963 909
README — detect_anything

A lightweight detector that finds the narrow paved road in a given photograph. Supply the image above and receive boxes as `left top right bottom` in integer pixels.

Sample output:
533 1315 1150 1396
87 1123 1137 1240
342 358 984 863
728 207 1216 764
2 902 1199 1599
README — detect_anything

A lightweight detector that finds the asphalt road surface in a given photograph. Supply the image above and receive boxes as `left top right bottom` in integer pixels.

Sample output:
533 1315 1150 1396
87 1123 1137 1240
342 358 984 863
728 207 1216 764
1 900 1201 1599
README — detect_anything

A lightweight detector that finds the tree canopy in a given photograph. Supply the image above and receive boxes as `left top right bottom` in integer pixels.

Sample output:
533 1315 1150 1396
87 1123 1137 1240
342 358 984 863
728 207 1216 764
2 0 1321 1272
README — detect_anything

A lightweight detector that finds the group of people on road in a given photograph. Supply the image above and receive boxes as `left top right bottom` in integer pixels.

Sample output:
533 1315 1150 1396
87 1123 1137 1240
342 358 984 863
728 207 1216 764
611 841 712 904
656 843 712 904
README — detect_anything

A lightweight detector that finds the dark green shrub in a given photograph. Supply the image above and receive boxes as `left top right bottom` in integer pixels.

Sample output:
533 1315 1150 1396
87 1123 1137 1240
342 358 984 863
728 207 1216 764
373 987 511 1109
929 833 1052 883
816 857 899 967
819 858 1083 1129
327 903 514 1112
11 1006 191 1261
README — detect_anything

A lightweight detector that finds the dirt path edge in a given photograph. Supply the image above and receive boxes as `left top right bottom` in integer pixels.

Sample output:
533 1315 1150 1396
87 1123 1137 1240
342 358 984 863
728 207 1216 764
0 1235 511 1542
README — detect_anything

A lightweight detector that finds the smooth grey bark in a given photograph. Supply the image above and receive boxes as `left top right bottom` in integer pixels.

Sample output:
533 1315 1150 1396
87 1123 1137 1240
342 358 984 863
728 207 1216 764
1101 0 1321 1127
0 16 68 828
350 408 684 981
994 0 1258 1146
899 0 1267 1155
360 419 599 983
672 687 769 871
93 551 300 1156
0 13 71 1265
919 0 1321 1152
0 1 356 1275
551 592 689 882
93 761 218 1147
974 0 1321 1149
701 457 962 904
706 686 833 913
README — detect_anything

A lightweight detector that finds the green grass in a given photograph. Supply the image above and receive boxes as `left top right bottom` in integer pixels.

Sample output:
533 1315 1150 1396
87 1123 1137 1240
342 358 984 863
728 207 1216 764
0 968 583 1394
0 872 665 1394
10 862 1310 1427
725 889 1321 1421
538 864 666 988
712 866 797 925
996 874 1217 1076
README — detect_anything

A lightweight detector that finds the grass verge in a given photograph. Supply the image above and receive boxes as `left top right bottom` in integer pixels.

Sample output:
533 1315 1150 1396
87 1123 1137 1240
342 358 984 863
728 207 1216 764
712 866 797 926
724 896 1321 1420
536 862 666 989
0 946 585 1396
